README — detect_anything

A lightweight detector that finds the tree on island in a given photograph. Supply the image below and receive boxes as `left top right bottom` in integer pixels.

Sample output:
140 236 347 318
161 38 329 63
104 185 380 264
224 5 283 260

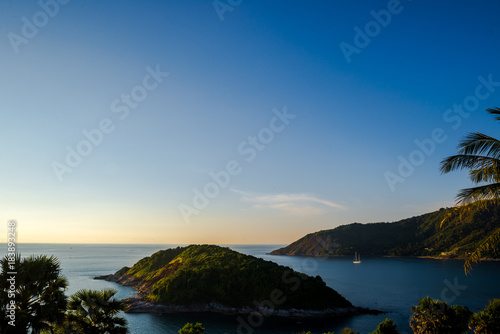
340 329 359 334
369 318 399 334
0 254 68 333
179 322 205 334
469 299 500 333
410 297 471 333
440 107 500 272
65 288 129 334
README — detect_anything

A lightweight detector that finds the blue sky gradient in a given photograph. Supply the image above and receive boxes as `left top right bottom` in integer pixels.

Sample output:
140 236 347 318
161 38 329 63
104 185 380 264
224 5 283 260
1 0 500 243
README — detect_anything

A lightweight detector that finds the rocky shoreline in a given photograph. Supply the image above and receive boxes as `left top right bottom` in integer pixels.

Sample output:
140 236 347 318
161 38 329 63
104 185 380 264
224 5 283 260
415 255 500 261
94 274 383 318
269 253 500 262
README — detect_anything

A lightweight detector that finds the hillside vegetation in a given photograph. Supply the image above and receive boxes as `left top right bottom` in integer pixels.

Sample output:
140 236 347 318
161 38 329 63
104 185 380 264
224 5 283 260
110 245 352 310
271 203 500 258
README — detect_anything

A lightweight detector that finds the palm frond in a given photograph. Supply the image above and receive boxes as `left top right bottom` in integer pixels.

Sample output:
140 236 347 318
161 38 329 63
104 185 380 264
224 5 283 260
469 165 500 184
439 200 494 228
440 155 500 174
440 108 500 274
456 183 500 205
457 133 500 158
486 107 500 121
439 207 461 228
464 227 500 273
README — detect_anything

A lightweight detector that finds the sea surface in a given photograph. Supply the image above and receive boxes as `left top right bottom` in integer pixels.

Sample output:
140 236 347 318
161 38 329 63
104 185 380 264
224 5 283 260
2 243 500 334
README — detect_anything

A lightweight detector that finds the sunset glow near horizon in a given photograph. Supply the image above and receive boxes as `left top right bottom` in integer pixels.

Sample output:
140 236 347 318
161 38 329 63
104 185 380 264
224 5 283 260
1 1 500 244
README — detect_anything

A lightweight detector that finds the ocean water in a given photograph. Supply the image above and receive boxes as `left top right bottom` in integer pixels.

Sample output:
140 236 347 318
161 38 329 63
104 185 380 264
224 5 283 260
2 243 500 334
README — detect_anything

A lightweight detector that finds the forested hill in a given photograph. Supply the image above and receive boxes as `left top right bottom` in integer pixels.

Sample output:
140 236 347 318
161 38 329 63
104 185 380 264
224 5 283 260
105 245 352 311
270 203 500 258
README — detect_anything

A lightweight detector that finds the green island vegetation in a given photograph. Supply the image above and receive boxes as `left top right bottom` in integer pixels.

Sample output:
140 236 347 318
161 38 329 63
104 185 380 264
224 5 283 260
106 244 352 310
270 201 500 259
178 322 205 334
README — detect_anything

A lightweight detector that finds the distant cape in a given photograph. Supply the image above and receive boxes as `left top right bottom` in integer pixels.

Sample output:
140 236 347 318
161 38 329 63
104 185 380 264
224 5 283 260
271 203 500 258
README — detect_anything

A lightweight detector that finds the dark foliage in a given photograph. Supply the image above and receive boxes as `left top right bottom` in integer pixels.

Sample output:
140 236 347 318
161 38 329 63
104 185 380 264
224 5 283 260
370 318 399 334
0 254 68 334
469 299 500 333
410 297 472 334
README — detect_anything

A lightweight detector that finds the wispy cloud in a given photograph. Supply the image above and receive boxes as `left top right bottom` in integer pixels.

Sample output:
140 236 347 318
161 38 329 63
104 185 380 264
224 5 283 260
231 189 345 215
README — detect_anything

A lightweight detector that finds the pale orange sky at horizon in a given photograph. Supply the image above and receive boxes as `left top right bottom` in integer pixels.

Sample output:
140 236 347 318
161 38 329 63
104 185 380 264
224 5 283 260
0 197 451 246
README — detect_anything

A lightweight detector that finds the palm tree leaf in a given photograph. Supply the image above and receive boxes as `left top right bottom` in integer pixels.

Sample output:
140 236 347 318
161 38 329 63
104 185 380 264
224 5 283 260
0 254 68 332
457 133 500 158
440 155 500 175
440 200 497 231
67 288 128 333
486 106 500 121
464 227 500 273
469 165 500 184
456 183 500 205
439 207 462 228
440 109 500 273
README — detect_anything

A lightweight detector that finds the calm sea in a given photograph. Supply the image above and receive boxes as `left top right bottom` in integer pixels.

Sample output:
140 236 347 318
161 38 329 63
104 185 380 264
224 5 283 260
2 243 500 334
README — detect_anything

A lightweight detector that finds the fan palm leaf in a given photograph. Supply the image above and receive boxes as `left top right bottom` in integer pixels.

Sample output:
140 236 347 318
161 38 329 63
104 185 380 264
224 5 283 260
67 288 129 333
0 254 68 333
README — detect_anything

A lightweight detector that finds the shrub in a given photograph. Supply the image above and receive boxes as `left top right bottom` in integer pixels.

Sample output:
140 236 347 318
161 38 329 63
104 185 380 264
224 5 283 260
179 322 205 334
370 318 399 334
469 299 500 333
410 297 471 334
341 328 359 334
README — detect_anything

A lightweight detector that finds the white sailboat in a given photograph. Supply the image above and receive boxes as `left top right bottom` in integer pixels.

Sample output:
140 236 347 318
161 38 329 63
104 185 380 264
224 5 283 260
353 252 361 263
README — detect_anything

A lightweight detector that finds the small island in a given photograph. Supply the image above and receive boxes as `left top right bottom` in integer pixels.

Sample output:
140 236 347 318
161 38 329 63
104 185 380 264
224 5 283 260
95 244 375 318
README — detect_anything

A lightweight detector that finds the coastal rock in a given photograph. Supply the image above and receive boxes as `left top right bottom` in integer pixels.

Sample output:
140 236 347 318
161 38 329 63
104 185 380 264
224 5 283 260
112 293 383 318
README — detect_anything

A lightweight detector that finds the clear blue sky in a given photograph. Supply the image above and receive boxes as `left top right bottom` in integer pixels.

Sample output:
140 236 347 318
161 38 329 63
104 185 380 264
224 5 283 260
1 0 500 244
